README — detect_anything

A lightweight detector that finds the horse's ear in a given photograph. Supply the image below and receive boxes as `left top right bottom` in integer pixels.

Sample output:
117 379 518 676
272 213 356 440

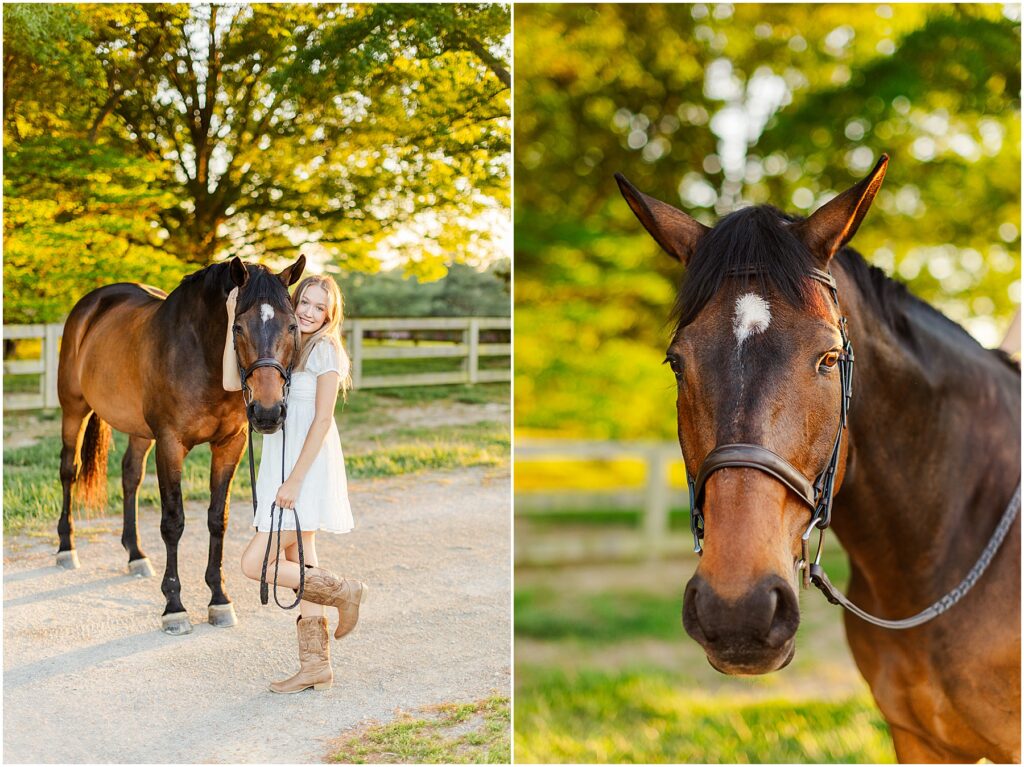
793 154 888 265
277 255 306 287
615 173 709 264
229 257 248 289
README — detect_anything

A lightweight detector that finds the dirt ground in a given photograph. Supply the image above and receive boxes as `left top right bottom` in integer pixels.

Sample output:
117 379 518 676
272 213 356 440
3 465 511 763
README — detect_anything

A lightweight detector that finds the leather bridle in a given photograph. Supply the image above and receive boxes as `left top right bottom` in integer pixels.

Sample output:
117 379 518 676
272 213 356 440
680 266 1021 629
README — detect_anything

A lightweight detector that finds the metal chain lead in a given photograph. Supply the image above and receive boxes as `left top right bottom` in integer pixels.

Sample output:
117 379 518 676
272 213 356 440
810 485 1020 629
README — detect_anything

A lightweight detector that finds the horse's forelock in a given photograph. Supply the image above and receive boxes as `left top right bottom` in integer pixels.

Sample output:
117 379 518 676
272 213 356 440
671 206 818 334
235 265 293 317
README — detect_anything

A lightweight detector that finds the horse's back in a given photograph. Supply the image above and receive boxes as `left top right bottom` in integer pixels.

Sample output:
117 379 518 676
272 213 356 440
60 283 167 438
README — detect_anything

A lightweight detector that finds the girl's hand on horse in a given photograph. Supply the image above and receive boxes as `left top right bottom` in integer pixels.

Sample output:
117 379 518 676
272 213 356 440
275 477 302 510
226 287 238 320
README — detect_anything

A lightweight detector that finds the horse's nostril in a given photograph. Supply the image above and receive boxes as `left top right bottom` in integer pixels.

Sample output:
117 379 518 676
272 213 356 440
682 579 717 643
765 584 800 648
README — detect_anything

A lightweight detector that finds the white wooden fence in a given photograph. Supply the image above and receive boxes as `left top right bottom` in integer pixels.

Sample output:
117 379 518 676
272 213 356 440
2 317 510 411
515 440 696 565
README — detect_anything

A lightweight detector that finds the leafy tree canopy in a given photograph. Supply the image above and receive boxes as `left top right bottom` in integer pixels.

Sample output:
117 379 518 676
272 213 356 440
4 3 510 323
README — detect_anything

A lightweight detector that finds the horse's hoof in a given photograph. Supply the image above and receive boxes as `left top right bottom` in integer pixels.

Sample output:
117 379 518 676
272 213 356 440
127 558 154 577
161 612 193 635
56 550 80 570
208 603 237 628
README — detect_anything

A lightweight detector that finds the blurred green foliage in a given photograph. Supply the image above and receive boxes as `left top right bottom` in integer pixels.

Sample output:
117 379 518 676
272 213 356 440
3 3 510 323
514 3 1020 440
344 259 510 317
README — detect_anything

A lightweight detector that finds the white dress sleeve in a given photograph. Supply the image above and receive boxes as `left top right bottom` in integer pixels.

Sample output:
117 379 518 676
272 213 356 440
312 339 350 383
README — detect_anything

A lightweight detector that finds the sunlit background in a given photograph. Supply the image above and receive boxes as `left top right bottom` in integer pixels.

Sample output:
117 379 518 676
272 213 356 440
513 4 1020 763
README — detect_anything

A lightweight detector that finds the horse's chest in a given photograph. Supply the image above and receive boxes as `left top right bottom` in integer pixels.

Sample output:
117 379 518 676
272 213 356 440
850 623 1018 758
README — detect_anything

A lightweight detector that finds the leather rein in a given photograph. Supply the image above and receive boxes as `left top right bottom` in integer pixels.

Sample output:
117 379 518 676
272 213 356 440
684 266 1021 630
234 321 305 609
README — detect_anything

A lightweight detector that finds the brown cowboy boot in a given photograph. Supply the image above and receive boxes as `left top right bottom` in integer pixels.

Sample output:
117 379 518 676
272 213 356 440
268 615 333 693
300 566 368 639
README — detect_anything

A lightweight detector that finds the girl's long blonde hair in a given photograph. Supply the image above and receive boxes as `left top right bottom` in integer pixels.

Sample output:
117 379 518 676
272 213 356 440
292 274 352 394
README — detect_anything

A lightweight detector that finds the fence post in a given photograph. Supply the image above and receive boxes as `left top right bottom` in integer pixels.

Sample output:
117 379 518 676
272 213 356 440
349 320 363 389
644 446 670 557
467 318 480 384
44 323 60 409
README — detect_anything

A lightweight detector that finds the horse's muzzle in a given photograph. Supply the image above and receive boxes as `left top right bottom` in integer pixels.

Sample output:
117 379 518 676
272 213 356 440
248 402 286 434
682 573 800 675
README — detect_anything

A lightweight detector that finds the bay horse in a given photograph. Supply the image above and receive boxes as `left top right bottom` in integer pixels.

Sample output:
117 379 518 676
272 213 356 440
617 156 1020 762
56 256 305 635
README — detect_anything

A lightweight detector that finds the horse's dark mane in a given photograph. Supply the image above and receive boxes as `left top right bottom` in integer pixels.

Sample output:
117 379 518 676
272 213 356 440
173 261 291 314
672 205 1018 373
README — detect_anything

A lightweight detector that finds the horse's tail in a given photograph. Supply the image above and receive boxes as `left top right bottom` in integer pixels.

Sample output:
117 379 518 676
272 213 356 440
75 413 111 513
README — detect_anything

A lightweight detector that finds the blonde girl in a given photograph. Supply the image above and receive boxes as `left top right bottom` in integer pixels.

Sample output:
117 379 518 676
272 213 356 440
224 274 366 693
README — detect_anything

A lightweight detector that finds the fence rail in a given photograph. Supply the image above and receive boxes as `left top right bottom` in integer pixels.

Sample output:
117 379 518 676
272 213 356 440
3 317 510 411
515 440 693 565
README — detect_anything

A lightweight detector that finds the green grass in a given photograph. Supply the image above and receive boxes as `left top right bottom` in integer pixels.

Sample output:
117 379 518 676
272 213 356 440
346 423 509 478
514 668 895 763
516 589 683 642
4 374 41 393
347 382 508 407
329 696 510 764
521 507 693 530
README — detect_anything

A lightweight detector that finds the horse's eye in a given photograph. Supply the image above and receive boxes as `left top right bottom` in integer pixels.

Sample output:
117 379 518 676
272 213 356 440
819 351 840 371
232 324 242 334
663 354 683 379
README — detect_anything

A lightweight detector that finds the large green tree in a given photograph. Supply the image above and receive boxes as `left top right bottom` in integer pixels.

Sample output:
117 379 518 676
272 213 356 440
3 3 510 323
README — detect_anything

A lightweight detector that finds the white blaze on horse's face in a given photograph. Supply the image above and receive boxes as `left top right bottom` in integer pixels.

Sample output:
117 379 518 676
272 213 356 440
733 293 771 345
260 304 274 323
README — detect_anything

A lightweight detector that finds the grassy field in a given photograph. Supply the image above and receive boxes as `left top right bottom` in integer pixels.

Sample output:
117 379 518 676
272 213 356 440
514 553 897 764
2 382 509 533
329 696 510 764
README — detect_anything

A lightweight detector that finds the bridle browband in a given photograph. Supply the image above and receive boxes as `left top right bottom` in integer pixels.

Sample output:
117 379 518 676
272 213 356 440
233 302 306 609
683 265 1021 629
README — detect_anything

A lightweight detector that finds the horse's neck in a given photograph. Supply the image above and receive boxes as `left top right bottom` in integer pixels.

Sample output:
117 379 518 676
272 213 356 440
831 265 1020 607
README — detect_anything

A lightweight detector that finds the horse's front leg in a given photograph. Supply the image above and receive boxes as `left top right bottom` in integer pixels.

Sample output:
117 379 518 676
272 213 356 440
205 429 247 628
155 435 191 635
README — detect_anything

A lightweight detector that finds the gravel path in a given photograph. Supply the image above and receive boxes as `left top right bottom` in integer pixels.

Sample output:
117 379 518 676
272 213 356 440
3 466 511 763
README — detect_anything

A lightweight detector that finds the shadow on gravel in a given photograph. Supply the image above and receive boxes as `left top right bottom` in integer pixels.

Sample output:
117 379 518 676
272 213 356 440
4 573 137 609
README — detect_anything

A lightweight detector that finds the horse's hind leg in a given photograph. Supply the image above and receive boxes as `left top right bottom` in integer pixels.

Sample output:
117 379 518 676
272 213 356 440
57 403 91 570
122 435 155 577
155 434 191 635
205 430 247 628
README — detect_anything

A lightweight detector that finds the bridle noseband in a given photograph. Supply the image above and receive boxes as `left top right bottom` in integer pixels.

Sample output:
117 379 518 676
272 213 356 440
686 266 853 590
681 266 1021 629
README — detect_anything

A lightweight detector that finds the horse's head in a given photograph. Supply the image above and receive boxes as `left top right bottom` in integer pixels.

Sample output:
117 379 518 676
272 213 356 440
229 255 306 434
617 156 887 674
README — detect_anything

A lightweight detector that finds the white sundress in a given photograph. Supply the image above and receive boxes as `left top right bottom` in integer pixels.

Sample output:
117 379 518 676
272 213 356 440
253 338 354 534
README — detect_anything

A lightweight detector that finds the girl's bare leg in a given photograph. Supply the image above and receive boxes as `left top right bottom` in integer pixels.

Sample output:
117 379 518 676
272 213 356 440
284 534 324 619
241 531 303 589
